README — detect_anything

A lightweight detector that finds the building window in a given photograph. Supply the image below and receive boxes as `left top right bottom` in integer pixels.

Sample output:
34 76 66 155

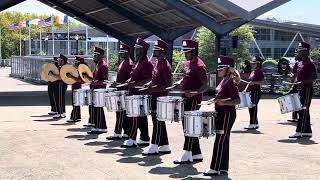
274 48 294 59
274 30 295 41
251 48 271 58
254 28 271 40
60 41 67 50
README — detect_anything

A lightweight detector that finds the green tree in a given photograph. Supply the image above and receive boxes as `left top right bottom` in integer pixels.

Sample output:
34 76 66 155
108 52 119 71
196 27 216 72
195 25 254 71
172 50 184 73
310 48 320 61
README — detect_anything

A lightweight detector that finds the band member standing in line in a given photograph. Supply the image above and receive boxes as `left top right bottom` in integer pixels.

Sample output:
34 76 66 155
245 56 266 130
50 54 68 119
289 42 317 138
204 55 240 176
142 39 172 155
107 43 133 140
120 38 153 148
66 56 86 123
173 39 208 164
48 57 58 115
288 49 301 122
85 47 109 134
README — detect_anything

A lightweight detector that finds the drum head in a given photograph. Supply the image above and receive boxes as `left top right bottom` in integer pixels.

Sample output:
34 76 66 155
40 64 47 81
45 63 60 82
78 64 93 83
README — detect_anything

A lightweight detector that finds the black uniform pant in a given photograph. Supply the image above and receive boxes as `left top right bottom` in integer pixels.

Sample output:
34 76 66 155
53 81 67 114
88 105 95 125
296 87 313 133
114 111 129 135
210 111 236 171
151 97 169 146
182 97 201 155
48 83 57 112
91 106 107 130
127 116 150 141
248 90 261 125
70 89 81 120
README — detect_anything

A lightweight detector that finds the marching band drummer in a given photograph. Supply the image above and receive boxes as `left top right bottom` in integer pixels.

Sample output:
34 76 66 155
47 57 58 115
288 49 300 123
173 39 208 164
84 47 109 134
244 56 266 130
204 56 240 176
142 39 172 155
120 38 153 148
107 43 133 140
50 54 68 119
66 56 87 123
289 42 317 138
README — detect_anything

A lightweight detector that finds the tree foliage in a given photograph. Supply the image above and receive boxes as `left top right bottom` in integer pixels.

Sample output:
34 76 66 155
172 50 184 73
195 25 254 71
310 48 320 61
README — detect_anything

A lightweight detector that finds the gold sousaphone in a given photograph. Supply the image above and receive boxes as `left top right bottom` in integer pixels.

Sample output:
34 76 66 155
78 64 93 83
40 63 60 82
60 64 79 85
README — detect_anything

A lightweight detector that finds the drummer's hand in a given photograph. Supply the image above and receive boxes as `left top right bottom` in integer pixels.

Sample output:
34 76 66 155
215 99 224 106
66 73 72 78
48 71 53 75
110 81 117 88
184 91 198 98
249 81 254 85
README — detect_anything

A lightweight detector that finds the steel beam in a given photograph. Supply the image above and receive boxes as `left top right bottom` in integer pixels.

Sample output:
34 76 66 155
39 0 135 45
163 0 247 35
0 0 25 11
97 0 168 40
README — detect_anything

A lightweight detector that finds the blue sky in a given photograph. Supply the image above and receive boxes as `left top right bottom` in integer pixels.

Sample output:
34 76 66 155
4 0 320 25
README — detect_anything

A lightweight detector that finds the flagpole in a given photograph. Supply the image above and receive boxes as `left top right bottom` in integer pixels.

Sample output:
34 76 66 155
39 28 42 55
28 26 31 55
51 16 55 55
67 17 70 55
19 28 22 56
107 34 109 64
85 25 88 55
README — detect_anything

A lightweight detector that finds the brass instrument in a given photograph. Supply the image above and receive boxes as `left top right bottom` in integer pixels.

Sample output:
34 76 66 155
60 64 79 85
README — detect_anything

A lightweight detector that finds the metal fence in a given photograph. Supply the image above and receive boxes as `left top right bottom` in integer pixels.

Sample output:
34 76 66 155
11 56 320 95
0 59 11 67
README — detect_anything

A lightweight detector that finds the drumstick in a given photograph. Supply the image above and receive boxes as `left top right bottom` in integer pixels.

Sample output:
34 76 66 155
240 79 250 84
199 98 231 105
283 81 301 85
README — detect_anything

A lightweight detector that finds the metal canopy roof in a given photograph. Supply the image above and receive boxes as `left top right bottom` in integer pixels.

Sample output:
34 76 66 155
0 0 25 12
1 0 291 45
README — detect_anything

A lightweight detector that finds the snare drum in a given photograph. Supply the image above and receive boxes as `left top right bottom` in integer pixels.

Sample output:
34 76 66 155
73 89 86 106
237 92 253 109
125 95 151 117
277 93 302 114
105 91 128 112
157 96 184 122
85 89 92 105
92 88 116 107
184 111 216 137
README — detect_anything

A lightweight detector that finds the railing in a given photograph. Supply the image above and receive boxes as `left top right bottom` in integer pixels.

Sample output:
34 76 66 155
0 59 11 67
10 56 320 96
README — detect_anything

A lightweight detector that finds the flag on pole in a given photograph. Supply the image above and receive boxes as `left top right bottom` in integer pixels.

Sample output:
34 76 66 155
18 20 30 28
53 15 68 25
38 17 53 28
9 23 19 31
63 16 68 24
29 19 40 26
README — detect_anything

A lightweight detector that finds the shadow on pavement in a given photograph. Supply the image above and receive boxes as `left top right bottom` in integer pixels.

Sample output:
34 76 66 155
84 141 108 146
231 130 264 134
64 134 99 140
33 118 57 122
67 127 91 132
278 138 318 145
30 114 52 118
277 122 297 126
149 165 201 179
